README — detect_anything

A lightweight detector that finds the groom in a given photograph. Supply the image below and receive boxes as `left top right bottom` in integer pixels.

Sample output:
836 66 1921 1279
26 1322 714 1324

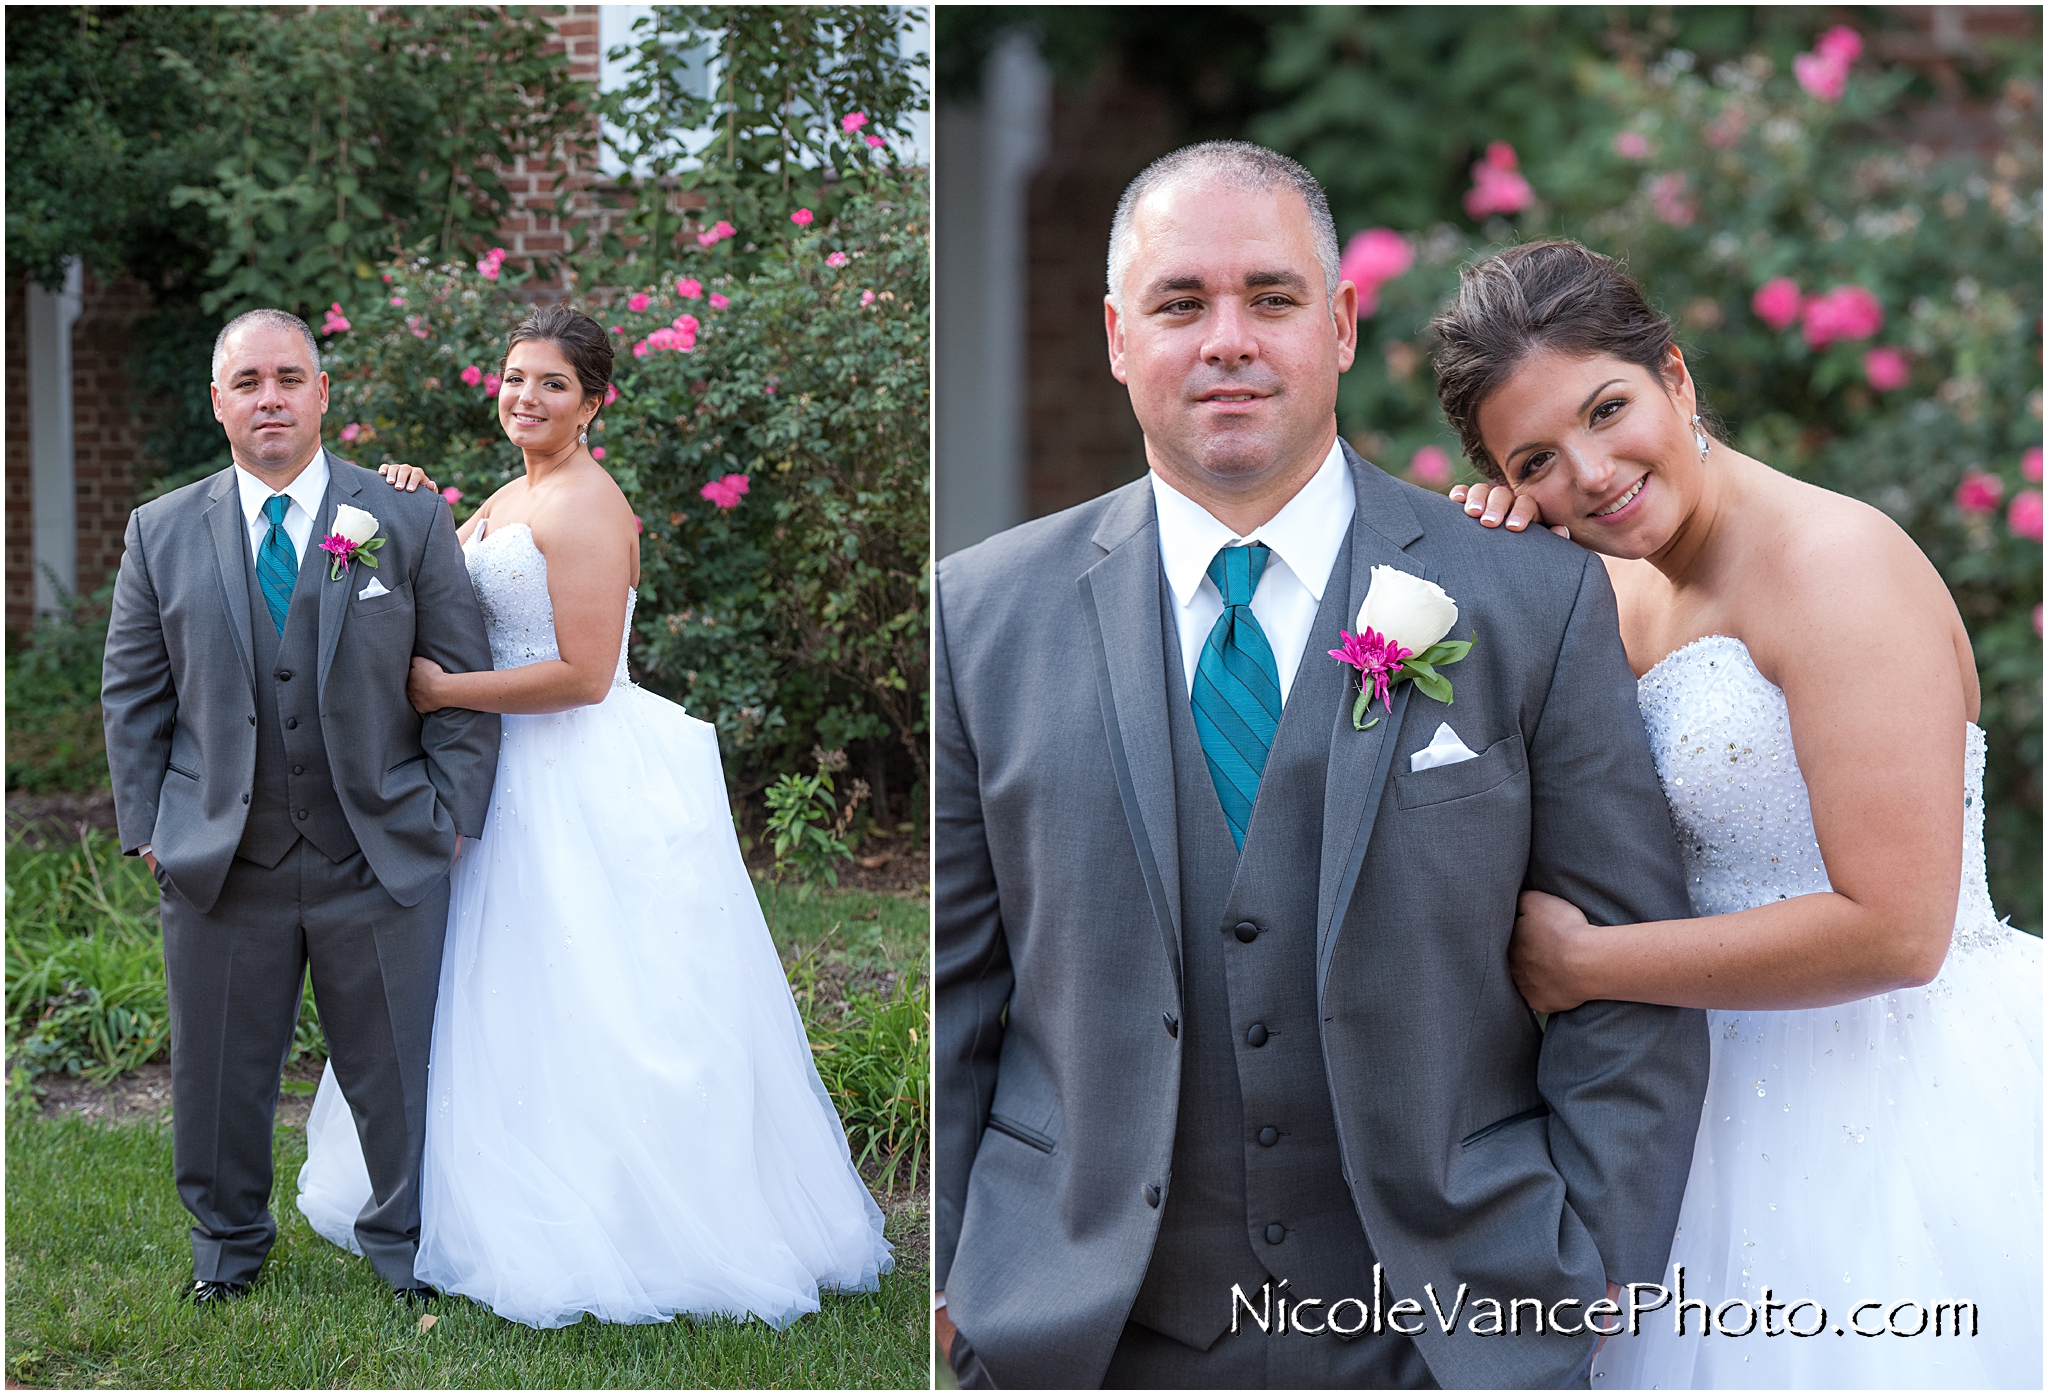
101 309 498 1302
934 142 1709 1388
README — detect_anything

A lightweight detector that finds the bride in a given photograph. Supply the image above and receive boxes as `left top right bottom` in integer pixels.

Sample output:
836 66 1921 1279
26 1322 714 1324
295 303 893 1329
1435 241 2040 1388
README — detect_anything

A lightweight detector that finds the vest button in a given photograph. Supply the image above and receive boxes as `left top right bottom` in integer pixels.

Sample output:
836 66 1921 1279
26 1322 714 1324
296 809 308 820
1245 1023 1269 1047
1234 920 1259 944
286 718 298 730
1144 1184 1161 1208
1162 1013 1179 1039
291 765 304 776
1258 1126 1279 1147
275 669 292 681
1264 1222 1286 1245
241 793 250 804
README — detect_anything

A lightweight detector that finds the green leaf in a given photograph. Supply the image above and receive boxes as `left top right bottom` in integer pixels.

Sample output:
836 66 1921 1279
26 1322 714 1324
1352 689 1371 730
1409 669 1453 704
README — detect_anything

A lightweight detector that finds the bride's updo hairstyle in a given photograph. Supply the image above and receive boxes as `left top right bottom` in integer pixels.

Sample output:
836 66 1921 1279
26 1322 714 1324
1430 240 1691 483
505 303 614 422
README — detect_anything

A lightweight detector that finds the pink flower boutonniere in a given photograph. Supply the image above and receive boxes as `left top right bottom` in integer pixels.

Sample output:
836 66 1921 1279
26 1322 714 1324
1330 566 1474 730
319 503 386 580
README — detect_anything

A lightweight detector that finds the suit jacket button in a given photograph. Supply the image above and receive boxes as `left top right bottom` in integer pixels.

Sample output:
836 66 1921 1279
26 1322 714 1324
248 714 256 725
1144 1184 1161 1208
1245 1023 1269 1047
1162 1013 1179 1038
275 669 292 681
286 718 298 730
1258 1126 1279 1147
1265 1222 1285 1245
1234 920 1259 944
241 793 250 805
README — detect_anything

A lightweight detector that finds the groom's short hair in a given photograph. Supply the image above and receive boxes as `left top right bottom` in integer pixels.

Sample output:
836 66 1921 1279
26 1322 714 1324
1106 140 1341 312
211 308 321 385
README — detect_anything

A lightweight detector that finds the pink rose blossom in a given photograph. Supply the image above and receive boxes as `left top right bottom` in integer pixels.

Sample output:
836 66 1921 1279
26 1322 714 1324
632 340 649 358
441 486 463 504
1339 229 1414 320
604 383 619 405
389 295 406 306
708 292 729 310
790 208 814 227
459 365 484 387
673 314 699 335
1793 31 1859 104
764 381 777 395
865 134 885 149
1328 627 1414 712
590 447 606 461
1408 445 1454 487
2035 604 2043 636
826 251 849 268
1614 131 1650 159
627 292 651 313
2009 489 2043 542
1815 25 1864 66
1704 106 1748 149
1863 347 1910 392
676 277 702 299
861 289 877 307
612 325 624 335
382 273 394 282
1649 171 1697 228
339 422 362 443
699 473 751 510
321 303 351 335
2024 447 2043 482
483 373 502 395
1955 471 2005 515
1463 142 1533 219
634 514 643 534
476 247 507 280
1801 285 1884 349
1751 277 1803 331
840 111 868 133
647 327 677 351
405 315 429 340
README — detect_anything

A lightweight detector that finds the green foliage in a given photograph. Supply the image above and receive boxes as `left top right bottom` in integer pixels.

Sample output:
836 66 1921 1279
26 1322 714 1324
806 976 929 1194
321 175 930 798
1255 16 2043 931
765 767 855 899
589 5 927 282
4 582 114 795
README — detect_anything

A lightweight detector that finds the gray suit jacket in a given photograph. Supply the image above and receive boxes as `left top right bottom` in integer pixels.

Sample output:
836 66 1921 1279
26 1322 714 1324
935 447 1708 1388
102 452 499 913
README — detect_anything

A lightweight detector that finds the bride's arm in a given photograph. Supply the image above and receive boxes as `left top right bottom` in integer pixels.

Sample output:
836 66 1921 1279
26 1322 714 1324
1514 509 1970 1013
407 483 635 715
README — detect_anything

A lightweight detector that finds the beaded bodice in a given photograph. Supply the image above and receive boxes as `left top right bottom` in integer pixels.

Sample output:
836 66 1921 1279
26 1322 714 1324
1637 634 2001 951
464 521 634 688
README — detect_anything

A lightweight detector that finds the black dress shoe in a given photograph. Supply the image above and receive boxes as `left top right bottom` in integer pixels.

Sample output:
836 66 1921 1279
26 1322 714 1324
393 1284 438 1307
189 1278 250 1305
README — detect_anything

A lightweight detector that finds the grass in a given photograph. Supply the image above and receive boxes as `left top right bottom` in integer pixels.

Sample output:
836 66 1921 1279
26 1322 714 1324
6 831 932 1388
6 1113 930 1389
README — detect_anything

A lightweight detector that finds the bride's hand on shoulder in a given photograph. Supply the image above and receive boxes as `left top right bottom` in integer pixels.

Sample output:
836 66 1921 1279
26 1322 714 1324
1447 482 1567 538
377 462 440 494
408 655 449 713
1509 889 1594 1013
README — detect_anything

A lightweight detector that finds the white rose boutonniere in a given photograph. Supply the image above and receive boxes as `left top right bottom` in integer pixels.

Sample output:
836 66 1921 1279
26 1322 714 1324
319 503 386 580
1327 566 1475 730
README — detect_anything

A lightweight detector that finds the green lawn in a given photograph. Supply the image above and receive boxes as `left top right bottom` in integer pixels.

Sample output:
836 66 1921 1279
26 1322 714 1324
6 855 933 1389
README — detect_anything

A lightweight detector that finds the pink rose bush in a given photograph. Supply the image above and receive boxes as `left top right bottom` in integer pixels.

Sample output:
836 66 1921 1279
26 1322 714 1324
483 373 501 396
475 247 507 280
441 486 462 504
339 422 362 443
1862 347 1909 392
627 292 651 313
708 292 729 310
790 208 814 227
1408 445 1454 488
1751 277 1802 331
1800 285 1883 349
1463 142 1533 219
2009 490 2043 543
676 278 702 299
459 365 484 387
696 219 736 247
1649 171 1696 227
322 303 351 335
1614 131 1650 159
2024 448 2043 483
700 473 750 510
840 111 867 134
1794 26 1862 103
1955 471 2005 515
1339 228 1414 316
826 251 849 268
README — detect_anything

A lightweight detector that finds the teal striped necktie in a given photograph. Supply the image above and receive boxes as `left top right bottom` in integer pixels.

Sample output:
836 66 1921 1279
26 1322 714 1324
256 495 297 634
1191 542 1282 850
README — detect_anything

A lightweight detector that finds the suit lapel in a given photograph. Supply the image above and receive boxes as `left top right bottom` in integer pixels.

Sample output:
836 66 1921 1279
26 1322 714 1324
315 453 358 696
1076 480 1185 998
204 467 257 696
1316 446 1429 990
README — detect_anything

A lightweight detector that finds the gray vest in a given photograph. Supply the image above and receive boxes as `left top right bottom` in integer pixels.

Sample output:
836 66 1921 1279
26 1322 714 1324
1129 534 1379 1352
236 508 359 867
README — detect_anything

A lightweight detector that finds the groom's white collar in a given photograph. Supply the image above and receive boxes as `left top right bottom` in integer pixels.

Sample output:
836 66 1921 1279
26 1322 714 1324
233 447 332 528
1148 436 1355 609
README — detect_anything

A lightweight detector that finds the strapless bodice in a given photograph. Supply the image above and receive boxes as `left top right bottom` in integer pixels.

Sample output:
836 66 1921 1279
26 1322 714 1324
1636 633 2002 950
463 521 634 689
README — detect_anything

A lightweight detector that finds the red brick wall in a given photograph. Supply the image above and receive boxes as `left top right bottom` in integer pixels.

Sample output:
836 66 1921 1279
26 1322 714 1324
5 282 32 631
492 6 604 270
70 272 157 599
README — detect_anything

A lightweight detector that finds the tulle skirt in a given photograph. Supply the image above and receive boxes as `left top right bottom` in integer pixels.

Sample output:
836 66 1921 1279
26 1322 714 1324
1593 926 2042 1388
296 683 892 1329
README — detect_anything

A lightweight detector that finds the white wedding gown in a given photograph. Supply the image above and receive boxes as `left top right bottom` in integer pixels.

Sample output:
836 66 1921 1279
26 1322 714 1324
1592 635 2041 1389
296 520 892 1329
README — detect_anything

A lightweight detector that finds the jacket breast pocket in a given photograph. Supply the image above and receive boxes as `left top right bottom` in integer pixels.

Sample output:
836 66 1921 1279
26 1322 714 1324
350 577 414 621
1393 732 1525 810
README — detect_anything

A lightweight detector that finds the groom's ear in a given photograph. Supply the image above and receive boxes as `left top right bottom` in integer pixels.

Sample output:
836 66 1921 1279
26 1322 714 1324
1105 296 1129 385
317 370 330 418
1331 280 1360 374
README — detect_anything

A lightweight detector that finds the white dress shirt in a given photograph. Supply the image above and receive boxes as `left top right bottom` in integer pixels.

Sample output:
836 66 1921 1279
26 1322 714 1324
234 449 330 567
1151 438 1357 705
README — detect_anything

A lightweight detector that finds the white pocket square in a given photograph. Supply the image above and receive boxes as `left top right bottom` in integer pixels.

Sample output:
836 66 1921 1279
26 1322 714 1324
1409 722 1479 773
357 577 391 600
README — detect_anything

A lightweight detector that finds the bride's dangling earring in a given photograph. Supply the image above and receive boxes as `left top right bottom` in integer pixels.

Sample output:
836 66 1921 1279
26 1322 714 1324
1692 413 1710 461
579 422 589 448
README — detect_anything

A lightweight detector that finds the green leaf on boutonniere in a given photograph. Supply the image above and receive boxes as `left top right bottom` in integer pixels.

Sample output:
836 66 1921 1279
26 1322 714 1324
1405 667 1454 704
1417 636 1472 667
358 536 385 569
